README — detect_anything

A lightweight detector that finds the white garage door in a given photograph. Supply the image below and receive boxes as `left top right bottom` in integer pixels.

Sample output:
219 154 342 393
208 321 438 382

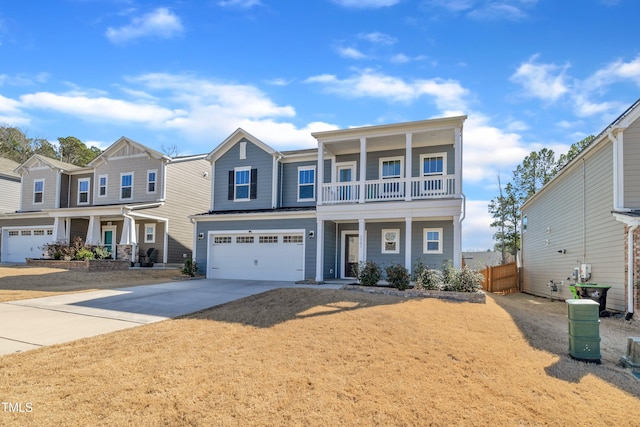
208 232 305 281
1 227 54 263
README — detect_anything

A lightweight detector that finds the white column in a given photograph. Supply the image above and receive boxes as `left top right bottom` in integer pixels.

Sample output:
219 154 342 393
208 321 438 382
405 217 412 271
405 133 412 201
86 215 101 245
454 127 462 196
210 162 216 211
315 220 324 282
317 142 324 206
358 218 366 262
271 155 278 209
453 215 462 268
359 138 366 203
55 170 62 208
53 217 66 242
120 217 131 244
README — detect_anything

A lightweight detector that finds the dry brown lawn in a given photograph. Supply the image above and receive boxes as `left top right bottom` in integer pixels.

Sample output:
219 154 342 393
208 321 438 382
0 271 639 426
0 265 187 302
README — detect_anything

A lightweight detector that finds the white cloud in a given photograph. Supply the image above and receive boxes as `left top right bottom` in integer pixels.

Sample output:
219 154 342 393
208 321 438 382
510 55 570 102
305 69 469 110
337 46 368 60
331 0 400 8
358 32 397 45
428 0 538 20
0 94 30 125
218 0 262 7
105 8 184 44
462 200 495 251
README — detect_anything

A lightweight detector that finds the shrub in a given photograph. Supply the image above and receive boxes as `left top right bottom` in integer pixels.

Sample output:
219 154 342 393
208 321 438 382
441 261 457 285
75 247 95 261
353 261 382 287
385 263 410 290
181 259 198 277
92 245 111 260
452 265 484 293
412 258 428 281
415 268 444 290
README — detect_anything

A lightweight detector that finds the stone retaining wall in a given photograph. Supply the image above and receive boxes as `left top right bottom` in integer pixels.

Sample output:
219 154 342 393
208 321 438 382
26 259 130 272
343 285 486 304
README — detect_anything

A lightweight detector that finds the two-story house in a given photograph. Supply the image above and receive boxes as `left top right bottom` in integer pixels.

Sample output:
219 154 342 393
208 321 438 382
0 137 210 265
521 98 640 318
192 116 466 282
0 157 21 214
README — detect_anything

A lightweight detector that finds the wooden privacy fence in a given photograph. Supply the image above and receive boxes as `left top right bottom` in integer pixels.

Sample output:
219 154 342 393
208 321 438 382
479 262 519 294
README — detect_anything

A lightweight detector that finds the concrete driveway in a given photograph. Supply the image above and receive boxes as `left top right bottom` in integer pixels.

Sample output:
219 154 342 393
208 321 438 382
0 279 343 357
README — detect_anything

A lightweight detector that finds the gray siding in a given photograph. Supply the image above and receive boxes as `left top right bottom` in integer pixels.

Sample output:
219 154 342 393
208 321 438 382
93 156 165 205
323 221 337 278
21 169 57 211
195 217 317 279
623 118 640 208
280 160 317 207
213 139 274 210
60 174 70 208
155 158 211 263
68 173 93 208
522 141 626 311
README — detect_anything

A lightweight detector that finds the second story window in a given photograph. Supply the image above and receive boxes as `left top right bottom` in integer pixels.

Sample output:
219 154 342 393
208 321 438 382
421 153 446 192
78 178 90 204
228 167 257 201
147 170 157 193
298 166 316 201
98 175 108 197
380 157 403 180
121 173 133 200
33 179 44 204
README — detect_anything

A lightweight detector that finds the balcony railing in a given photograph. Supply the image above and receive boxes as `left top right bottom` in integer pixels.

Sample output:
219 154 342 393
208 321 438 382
321 175 455 204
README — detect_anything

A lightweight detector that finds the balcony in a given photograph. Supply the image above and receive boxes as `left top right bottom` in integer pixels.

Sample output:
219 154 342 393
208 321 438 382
321 175 456 204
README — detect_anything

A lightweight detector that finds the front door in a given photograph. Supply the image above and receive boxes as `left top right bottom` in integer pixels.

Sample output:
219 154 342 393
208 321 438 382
336 163 356 201
344 234 359 278
102 226 117 258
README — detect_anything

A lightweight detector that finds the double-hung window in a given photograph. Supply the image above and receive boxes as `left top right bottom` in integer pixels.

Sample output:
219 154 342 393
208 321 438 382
98 175 108 197
423 228 443 254
234 167 250 200
147 170 157 194
297 166 316 201
144 223 156 243
379 157 403 197
121 173 133 200
33 179 44 204
78 178 90 204
420 153 446 193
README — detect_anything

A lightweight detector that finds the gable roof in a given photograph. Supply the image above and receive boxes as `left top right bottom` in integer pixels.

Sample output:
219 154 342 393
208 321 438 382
14 154 83 175
89 136 171 167
0 157 20 180
206 128 279 162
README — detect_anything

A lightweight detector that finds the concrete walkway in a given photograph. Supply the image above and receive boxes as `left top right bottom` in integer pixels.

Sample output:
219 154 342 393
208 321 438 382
0 279 343 356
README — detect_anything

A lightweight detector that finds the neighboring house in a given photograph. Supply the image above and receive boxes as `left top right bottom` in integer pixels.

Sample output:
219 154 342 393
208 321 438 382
193 116 466 282
0 157 21 214
521 98 640 317
0 137 210 264
462 251 511 269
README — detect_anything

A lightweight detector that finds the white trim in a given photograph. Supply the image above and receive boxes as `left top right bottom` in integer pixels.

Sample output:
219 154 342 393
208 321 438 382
33 179 44 204
419 152 447 175
381 228 400 254
340 230 367 278
192 210 315 223
97 174 108 198
336 161 357 182
297 165 316 202
101 225 117 256
144 223 156 243
423 227 443 254
146 169 158 194
77 177 91 205
234 166 251 201
120 172 134 201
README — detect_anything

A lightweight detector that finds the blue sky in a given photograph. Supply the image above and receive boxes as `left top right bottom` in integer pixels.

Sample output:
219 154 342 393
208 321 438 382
1 0 639 251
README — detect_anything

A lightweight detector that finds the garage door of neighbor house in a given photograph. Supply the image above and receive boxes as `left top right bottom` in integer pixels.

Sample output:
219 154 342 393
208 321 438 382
1 227 54 263
208 232 305 281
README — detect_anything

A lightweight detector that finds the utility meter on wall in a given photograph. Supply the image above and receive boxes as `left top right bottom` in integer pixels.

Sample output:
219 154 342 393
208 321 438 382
580 263 592 282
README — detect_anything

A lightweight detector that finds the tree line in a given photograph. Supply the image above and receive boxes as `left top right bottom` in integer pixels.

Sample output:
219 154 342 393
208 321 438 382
489 135 595 263
0 126 102 167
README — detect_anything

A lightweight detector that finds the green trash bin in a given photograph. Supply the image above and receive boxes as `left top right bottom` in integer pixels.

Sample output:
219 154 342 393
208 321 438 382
566 299 601 363
574 283 612 317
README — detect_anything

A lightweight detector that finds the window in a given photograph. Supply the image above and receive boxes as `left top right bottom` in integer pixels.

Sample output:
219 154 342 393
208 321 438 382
34 179 44 204
423 228 443 254
382 229 400 254
21 230 31 236
380 157 403 179
298 166 316 201
121 173 133 200
214 236 232 244
259 235 279 243
98 175 108 197
144 224 156 243
228 168 257 201
421 153 446 192
34 230 45 236
47 229 53 236
8 230 19 236
283 235 303 243
236 236 254 244
147 170 157 193
78 178 90 204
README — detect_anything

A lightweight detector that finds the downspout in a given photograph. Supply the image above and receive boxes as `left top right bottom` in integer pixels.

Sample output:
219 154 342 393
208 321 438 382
627 224 637 320
582 158 587 262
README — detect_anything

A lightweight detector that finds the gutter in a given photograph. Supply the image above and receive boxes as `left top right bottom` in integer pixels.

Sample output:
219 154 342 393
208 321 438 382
627 223 637 320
